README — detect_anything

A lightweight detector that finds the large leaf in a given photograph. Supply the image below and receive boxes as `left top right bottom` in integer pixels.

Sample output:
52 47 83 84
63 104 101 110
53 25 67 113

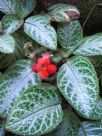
57 56 99 119
57 20 83 50
24 15 57 50
2 14 23 34
0 0 17 14
0 60 41 118
48 4 80 22
0 32 25 68
48 109 80 136
16 0 37 18
74 33 102 56
78 121 102 136
5 84 63 136
0 34 15 53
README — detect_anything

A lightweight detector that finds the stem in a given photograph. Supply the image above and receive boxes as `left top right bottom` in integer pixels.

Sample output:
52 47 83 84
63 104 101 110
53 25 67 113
83 4 97 28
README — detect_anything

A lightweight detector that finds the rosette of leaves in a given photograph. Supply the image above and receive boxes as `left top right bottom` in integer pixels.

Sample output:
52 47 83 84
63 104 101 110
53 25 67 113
0 1 102 136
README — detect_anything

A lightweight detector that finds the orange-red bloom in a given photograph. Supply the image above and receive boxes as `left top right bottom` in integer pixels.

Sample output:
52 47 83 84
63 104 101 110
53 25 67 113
32 54 57 79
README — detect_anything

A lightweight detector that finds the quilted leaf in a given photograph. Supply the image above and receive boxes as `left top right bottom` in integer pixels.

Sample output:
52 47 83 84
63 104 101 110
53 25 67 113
0 32 25 68
2 14 23 34
5 84 63 136
89 97 102 120
16 0 36 18
48 109 79 136
0 0 17 14
78 121 102 136
0 60 41 118
0 34 15 53
74 33 102 56
24 15 57 50
57 56 99 119
57 20 83 50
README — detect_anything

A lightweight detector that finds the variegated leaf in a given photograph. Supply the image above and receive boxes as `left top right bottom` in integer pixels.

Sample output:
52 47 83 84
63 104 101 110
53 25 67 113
48 109 79 136
57 20 83 50
24 15 57 50
16 0 36 18
0 34 15 53
89 97 102 120
78 121 102 136
5 84 63 136
0 32 25 68
0 60 41 118
2 14 23 34
0 0 17 14
74 33 102 56
57 56 99 119
48 4 80 22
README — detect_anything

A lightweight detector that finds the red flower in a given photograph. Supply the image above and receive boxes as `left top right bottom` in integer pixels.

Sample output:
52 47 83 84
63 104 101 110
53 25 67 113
32 54 57 79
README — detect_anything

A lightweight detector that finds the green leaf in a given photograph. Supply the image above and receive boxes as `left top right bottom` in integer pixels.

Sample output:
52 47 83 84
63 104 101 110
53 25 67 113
78 121 102 136
0 32 25 68
0 34 15 53
0 125 3 136
89 97 102 120
5 84 63 136
0 0 17 14
24 15 57 50
57 56 99 119
0 60 41 118
16 0 37 18
48 109 80 136
57 20 83 50
74 33 102 56
48 4 80 22
2 14 23 34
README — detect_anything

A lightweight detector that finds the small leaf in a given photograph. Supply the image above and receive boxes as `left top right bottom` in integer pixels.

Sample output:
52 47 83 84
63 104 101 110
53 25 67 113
0 0 17 14
57 20 83 50
0 32 25 68
57 56 99 119
78 121 102 136
24 15 57 50
2 14 23 34
74 33 102 56
48 109 80 136
0 60 41 118
5 84 63 136
0 34 15 53
16 0 37 18
48 4 80 22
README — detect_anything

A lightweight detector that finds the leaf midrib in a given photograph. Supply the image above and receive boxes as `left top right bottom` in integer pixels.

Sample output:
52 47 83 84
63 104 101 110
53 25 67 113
25 21 49 33
6 103 61 127
66 61 83 97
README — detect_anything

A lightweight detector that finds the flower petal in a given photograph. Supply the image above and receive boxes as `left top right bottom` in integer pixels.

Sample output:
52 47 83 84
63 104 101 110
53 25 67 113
47 64 57 75
38 58 50 66
42 52 50 58
32 64 38 73
39 71 49 79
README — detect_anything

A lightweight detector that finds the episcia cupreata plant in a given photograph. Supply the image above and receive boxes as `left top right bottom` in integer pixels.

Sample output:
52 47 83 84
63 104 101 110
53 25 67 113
0 0 102 136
